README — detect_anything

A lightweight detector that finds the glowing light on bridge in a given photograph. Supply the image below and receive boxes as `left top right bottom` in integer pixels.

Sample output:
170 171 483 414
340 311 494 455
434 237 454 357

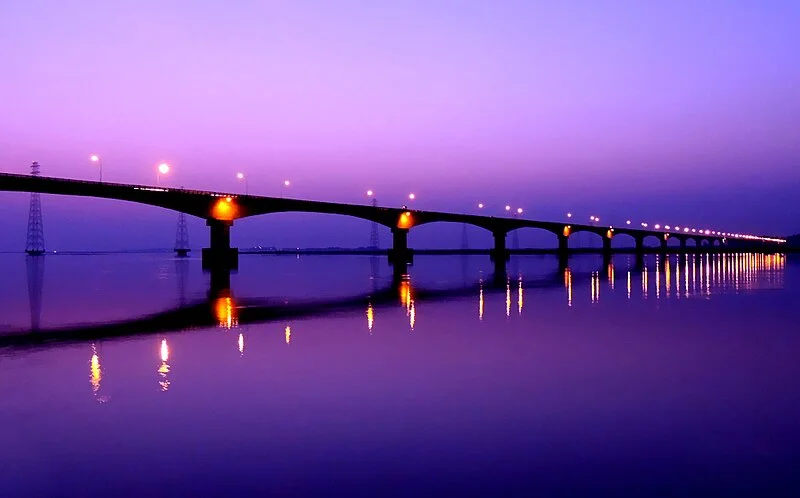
90 154 103 182
566 212 573 218
684 227 690 232
626 220 631 225
654 224 661 229
563 225 571 237
505 205 511 212
408 193 416 200
236 172 248 194
156 162 170 186
397 211 414 229
212 197 239 221
283 180 291 187
516 208 523 215
478 203 484 209
665 225 671 230
367 190 374 197
641 222 648 228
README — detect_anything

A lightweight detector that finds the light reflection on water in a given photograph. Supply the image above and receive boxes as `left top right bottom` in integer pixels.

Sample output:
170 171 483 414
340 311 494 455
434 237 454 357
1 252 799 497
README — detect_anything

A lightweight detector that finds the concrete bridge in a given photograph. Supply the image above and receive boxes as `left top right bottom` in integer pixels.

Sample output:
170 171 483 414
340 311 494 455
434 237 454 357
0 172 786 270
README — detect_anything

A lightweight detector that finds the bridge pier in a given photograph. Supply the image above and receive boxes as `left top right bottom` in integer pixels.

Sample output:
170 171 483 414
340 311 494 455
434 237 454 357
635 236 644 253
490 231 509 262
388 228 412 265
680 238 687 251
202 219 238 271
602 236 612 253
660 237 669 252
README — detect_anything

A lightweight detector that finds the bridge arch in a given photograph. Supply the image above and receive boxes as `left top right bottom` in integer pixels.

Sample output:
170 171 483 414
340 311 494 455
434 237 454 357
233 211 393 250
610 232 638 249
566 228 606 249
505 226 560 250
407 220 494 249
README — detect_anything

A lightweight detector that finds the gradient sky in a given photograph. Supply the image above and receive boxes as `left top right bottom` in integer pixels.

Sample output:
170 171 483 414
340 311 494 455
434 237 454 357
1 0 798 250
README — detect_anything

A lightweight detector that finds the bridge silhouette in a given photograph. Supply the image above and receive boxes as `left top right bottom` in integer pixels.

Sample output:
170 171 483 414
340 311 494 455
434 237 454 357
0 172 786 272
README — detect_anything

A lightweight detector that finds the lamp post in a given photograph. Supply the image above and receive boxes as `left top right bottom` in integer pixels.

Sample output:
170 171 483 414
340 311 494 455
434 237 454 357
157 162 170 186
236 172 248 195
90 154 103 182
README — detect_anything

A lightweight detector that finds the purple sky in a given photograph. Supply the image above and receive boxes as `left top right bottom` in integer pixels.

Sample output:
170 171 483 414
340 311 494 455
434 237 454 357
1 1 799 250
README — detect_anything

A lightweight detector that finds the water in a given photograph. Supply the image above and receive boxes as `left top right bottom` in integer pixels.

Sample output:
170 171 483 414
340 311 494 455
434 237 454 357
1 252 799 497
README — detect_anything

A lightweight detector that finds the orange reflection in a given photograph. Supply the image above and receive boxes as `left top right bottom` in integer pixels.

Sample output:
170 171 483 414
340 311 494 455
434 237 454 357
607 263 615 290
367 302 374 333
518 277 524 314
285 325 292 345
158 339 170 392
478 284 485 320
564 268 572 307
505 282 511 317
214 295 238 329
211 197 239 221
90 344 102 399
238 333 244 356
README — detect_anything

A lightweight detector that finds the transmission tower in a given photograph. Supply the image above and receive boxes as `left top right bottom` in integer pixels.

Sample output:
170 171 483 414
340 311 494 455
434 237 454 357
369 197 380 250
25 161 45 255
175 212 190 257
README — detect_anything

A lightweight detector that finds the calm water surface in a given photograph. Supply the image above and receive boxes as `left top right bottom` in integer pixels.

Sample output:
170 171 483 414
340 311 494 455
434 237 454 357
1 253 798 497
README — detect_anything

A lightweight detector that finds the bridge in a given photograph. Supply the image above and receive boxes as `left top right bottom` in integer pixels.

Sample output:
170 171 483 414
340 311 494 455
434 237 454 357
0 172 786 271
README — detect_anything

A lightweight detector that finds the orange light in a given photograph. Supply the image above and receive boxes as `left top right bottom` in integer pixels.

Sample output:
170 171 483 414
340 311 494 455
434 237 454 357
563 225 571 237
212 198 238 221
606 229 613 239
397 211 414 229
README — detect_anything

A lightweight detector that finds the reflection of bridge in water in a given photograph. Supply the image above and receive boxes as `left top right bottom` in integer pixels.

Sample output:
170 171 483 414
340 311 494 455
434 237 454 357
6 252 787 349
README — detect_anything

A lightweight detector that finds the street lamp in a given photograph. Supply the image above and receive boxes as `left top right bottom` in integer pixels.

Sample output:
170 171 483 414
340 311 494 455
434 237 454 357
505 205 511 212
157 162 170 186
478 203 484 209
516 208 523 215
236 172 248 194
566 212 572 219
90 154 103 182
626 220 631 225
408 193 416 201
367 190 374 197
